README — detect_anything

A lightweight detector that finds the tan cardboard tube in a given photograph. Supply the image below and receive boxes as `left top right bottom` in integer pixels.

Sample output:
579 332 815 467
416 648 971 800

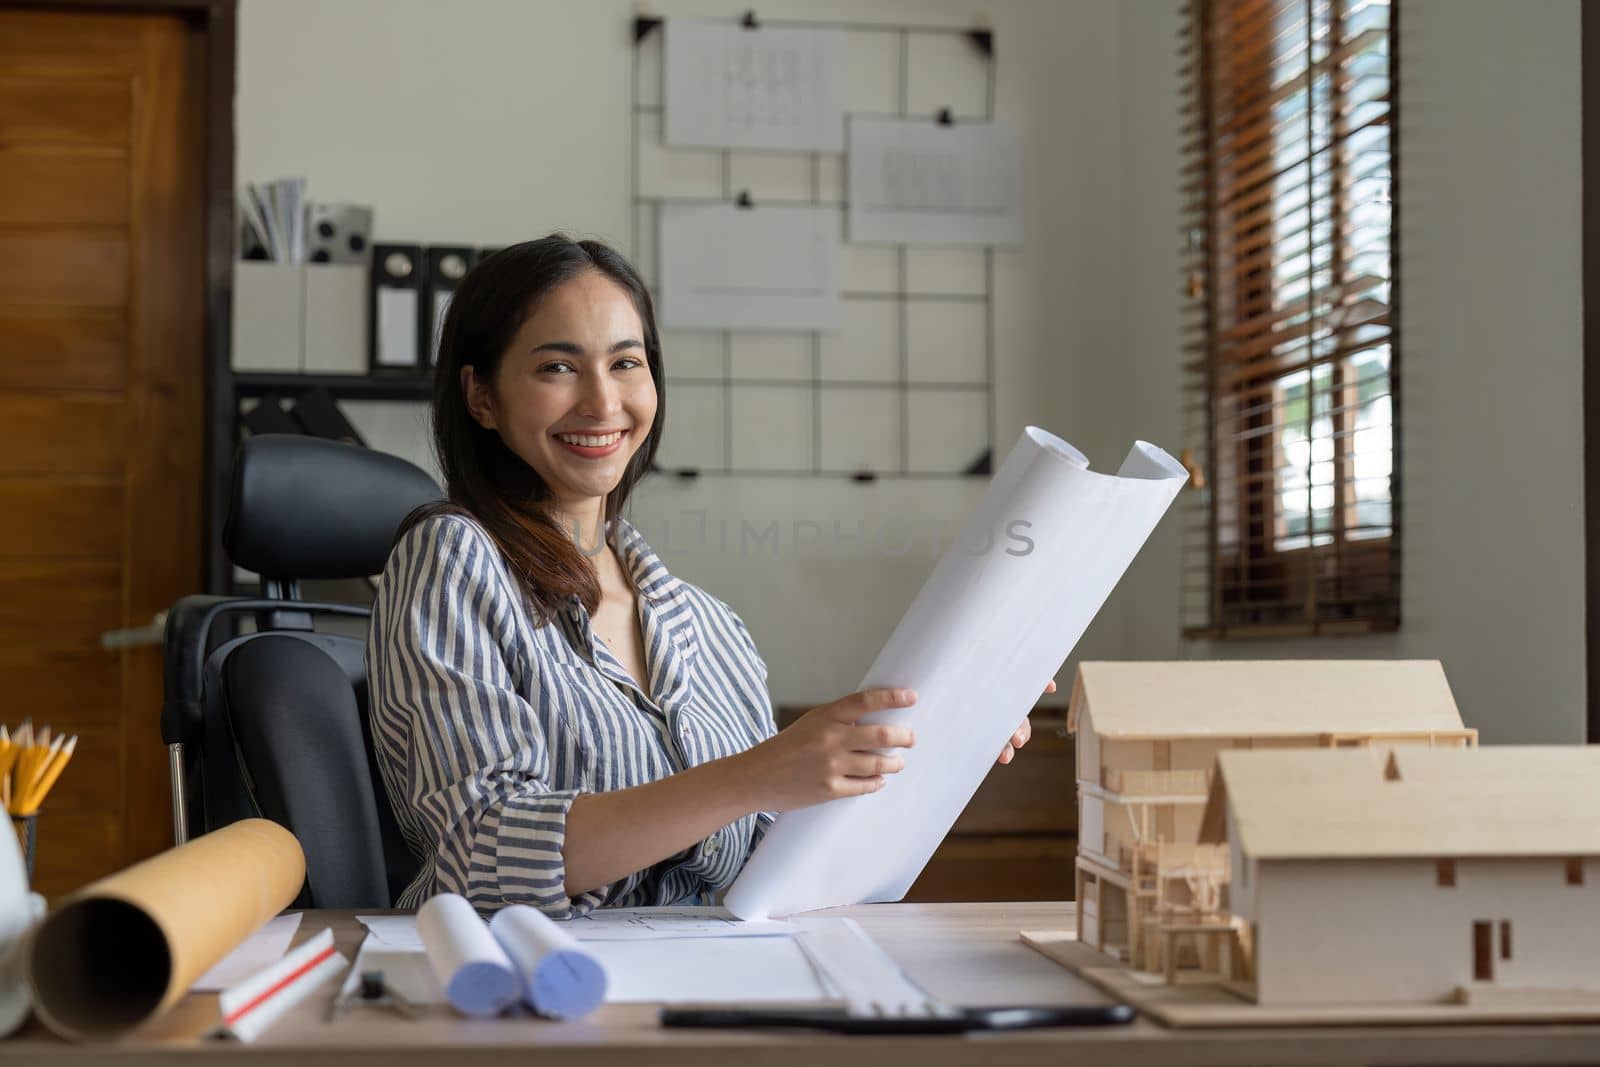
26 819 305 1041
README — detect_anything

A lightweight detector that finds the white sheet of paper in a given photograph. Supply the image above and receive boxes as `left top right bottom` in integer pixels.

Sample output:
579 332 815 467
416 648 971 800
724 427 1187 918
664 20 843 151
357 915 425 951
376 287 418 367
347 926 833 1006
848 117 1023 247
338 940 446 1006
192 913 304 992
660 203 841 331
587 936 832 1004
358 907 794 947
790 917 932 1015
566 906 795 940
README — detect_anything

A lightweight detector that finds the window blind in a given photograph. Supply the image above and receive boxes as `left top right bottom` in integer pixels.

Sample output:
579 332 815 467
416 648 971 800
1180 0 1399 638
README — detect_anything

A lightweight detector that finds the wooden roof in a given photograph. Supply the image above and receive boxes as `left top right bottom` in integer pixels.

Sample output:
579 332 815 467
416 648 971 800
1067 660 1467 739
1199 746 1600 859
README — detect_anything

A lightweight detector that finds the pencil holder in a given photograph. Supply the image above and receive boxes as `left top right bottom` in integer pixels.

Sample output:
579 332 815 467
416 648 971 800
11 815 34 883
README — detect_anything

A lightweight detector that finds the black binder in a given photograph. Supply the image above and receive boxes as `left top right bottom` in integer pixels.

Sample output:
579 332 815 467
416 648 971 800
423 246 476 368
368 243 425 373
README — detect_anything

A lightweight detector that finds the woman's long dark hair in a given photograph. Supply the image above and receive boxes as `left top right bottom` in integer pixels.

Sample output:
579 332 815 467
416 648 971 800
403 234 665 622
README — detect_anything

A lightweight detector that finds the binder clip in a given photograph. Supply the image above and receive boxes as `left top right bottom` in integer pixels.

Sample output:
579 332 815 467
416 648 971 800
936 107 954 126
736 190 755 209
741 10 759 28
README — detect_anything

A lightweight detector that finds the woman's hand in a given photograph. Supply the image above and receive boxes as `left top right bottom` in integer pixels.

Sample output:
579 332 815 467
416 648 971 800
997 679 1056 765
733 688 918 812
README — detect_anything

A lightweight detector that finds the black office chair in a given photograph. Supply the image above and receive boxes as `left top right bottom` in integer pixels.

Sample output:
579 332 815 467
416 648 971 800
160 434 441 907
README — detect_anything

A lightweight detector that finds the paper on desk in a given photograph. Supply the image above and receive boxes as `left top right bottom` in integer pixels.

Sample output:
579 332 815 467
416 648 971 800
664 20 843 151
659 203 841 332
192 913 305 992
847 117 1023 247
567 906 795 940
589 935 833 1004
359 907 793 949
724 428 1187 919
791 917 933 1016
338 940 445 1006
349 912 839 1006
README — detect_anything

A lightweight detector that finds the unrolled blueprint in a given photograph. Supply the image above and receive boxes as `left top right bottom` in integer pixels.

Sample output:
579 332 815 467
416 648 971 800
724 427 1186 918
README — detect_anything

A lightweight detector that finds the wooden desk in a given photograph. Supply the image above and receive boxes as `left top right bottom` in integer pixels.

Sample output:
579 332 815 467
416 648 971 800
7 902 1600 1066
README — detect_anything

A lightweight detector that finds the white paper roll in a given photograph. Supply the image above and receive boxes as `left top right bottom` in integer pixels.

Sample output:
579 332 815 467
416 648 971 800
415 894 519 1018
489 905 607 1019
724 427 1187 918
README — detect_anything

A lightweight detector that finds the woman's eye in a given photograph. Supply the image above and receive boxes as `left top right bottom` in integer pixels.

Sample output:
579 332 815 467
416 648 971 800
613 357 644 371
538 361 574 374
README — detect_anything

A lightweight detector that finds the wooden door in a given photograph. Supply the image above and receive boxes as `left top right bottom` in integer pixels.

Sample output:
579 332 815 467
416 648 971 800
0 9 205 895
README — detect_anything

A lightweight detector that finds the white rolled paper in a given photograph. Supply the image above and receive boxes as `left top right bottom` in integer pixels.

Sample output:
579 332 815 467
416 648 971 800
724 427 1188 919
415 894 519 1018
489 905 607 1019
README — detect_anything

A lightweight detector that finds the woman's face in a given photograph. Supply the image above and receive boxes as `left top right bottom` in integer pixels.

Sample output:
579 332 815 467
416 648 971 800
464 270 657 517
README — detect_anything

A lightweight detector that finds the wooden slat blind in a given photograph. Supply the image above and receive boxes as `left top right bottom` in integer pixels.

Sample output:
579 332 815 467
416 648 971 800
1180 0 1399 639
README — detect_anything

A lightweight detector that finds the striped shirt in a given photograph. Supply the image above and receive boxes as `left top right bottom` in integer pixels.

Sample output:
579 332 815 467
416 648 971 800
367 511 777 916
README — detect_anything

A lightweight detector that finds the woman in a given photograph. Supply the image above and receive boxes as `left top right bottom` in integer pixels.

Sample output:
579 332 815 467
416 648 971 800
368 234 1041 916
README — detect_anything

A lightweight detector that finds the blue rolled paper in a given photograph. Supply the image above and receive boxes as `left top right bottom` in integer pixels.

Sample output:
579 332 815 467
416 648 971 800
416 893 519 1018
489 905 608 1019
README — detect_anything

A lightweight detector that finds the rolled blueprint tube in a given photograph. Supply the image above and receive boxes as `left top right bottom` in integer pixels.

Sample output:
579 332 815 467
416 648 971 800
725 427 1186 919
490 905 607 1019
27 819 305 1041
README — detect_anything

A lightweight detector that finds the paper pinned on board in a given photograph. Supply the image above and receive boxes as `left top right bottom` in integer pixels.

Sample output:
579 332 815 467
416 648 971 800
659 203 842 332
664 20 844 151
724 428 1188 919
847 117 1023 247
193 913 304 992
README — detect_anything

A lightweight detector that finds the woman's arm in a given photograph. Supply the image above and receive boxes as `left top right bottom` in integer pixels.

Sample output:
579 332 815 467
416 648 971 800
560 687 919 897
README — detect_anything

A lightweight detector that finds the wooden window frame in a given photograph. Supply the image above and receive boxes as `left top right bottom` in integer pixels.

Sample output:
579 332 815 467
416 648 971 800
1181 0 1401 640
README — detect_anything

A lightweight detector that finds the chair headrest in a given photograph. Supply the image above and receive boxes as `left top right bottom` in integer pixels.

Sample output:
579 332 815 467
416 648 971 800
225 435 442 580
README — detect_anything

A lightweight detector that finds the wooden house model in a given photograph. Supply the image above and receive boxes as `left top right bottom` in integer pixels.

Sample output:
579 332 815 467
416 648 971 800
1068 660 1477 976
1199 745 1600 1004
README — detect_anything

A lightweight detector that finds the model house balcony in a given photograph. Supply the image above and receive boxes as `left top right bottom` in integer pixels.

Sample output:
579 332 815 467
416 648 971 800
1102 767 1214 800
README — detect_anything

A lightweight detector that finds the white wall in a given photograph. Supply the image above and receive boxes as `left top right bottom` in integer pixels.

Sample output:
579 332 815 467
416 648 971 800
239 0 1587 734
238 0 1130 707
1256 857 1599 1003
1112 0 1586 743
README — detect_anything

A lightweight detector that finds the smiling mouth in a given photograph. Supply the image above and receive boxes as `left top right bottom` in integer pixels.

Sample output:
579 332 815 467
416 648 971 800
555 430 626 448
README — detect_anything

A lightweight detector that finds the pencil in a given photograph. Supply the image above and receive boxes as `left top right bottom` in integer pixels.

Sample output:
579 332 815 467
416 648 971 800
22 736 74 816
22 735 63 806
